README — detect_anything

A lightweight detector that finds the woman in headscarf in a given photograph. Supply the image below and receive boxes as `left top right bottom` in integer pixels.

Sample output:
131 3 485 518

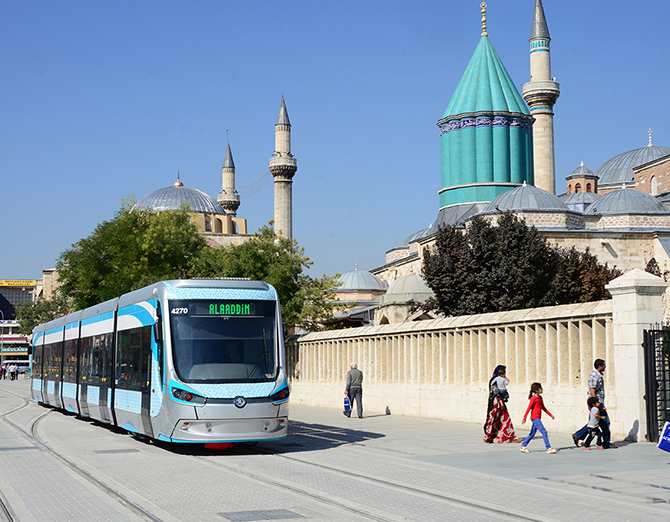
484 364 520 443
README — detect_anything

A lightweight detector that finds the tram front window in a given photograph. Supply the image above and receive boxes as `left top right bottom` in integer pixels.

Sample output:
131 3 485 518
169 300 278 383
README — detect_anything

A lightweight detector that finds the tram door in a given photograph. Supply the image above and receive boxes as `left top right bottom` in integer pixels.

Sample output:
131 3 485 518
31 332 45 403
79 311 116 424
61 322 80 415
42 326 64 408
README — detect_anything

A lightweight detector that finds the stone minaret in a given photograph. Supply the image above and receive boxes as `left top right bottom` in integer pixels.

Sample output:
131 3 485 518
269 97 297 239
522 0 560 194
217 142 241 216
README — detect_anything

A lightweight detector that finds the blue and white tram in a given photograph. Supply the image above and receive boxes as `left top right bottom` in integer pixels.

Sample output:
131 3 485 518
31 279 289 443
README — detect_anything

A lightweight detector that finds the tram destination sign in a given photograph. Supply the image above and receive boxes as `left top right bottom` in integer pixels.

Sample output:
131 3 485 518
171 301 263 317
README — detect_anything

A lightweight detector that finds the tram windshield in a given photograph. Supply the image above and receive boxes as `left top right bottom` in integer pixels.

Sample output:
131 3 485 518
169 299 278 383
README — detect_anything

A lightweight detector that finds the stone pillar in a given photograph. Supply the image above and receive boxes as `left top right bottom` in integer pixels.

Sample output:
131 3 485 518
606 269 666 441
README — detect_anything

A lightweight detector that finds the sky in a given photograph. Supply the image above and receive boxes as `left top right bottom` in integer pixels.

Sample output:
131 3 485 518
2 0 670 281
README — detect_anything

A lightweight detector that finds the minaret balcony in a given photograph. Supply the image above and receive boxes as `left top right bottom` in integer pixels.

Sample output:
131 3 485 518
522 80 560 106
269 156 297 170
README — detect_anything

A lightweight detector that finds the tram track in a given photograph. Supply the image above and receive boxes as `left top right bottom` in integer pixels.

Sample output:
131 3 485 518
195 444 544 522
0 387 166 522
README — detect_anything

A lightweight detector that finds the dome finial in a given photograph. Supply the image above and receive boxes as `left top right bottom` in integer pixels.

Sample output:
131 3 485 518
174 170 183 187
480 2 488 37
648 128 653 147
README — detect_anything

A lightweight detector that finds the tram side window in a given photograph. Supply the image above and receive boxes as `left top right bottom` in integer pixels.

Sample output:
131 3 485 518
32 344 43 379
63 339 78 383
87 332 114 387
44 342 62 380
117 326 152 391
80 336 93 384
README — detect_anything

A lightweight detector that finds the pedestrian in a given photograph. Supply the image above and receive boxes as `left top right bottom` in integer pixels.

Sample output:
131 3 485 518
582 397 605 450
9 364 15 381
484 365 521 443
344 362 363 418
520 382 558 454
572 359 613 448
0 365 4 380
491 367 510 402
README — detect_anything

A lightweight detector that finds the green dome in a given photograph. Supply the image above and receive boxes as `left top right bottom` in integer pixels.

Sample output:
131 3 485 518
442 37 530 118
438 36 534 210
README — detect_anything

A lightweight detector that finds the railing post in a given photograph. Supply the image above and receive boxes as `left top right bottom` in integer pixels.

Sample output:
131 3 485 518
606 269 666 442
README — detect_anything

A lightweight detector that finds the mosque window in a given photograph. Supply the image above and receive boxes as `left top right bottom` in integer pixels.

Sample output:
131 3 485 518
205 216 212 232
652 176 658 196
586 183 592 192
567 185 572 193
575 183 582 192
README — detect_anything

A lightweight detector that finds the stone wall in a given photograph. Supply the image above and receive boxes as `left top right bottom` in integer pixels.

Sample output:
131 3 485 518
286 270 666 441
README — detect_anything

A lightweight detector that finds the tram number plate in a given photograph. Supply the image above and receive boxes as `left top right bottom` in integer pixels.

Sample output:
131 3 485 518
171 308 189 315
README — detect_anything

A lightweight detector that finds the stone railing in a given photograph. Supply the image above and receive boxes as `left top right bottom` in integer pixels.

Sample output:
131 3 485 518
286 270 666 441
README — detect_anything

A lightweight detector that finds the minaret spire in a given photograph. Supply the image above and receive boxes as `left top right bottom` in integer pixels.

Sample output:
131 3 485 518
217 135 240 216
480 2 488 37
269 96 298 240
523 0 560 194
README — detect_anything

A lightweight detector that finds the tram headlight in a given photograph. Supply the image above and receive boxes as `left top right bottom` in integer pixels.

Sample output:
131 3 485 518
171 387 206 405
269 387 290 404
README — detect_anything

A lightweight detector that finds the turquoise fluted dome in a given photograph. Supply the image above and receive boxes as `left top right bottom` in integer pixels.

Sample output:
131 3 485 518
438 36 534 209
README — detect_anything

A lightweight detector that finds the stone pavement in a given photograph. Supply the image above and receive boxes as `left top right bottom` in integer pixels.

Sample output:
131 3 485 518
1 377 669 522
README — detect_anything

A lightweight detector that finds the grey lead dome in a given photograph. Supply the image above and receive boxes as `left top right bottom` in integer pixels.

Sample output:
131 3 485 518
482 183 568 213
585 188 668 215
136 185 227 215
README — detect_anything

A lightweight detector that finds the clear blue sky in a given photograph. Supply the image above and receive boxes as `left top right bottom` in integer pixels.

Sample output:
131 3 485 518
2 1 669 280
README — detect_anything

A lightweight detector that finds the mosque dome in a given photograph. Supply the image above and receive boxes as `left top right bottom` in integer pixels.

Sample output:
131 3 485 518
559 191 601 213
379 275 434 306
567 163 596 179
482 183 568 213
595 146 670 187
136 182 226 215
337 266 388 293
584 188 668 215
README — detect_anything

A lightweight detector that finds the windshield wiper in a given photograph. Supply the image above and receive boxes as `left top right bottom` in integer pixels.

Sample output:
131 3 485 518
245 328 270 382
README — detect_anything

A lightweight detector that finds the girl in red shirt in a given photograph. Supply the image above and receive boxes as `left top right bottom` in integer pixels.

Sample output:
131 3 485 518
520 382 558 454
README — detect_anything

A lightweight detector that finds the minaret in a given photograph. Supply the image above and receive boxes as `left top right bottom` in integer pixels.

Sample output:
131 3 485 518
522 0 560 194
217 141 241 216
269 96 297 240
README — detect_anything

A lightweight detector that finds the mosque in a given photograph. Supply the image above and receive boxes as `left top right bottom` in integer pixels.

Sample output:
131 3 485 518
134 96 298 246
336 0 670 326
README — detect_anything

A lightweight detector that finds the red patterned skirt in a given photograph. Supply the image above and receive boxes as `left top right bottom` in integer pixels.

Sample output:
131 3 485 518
484 397 517 443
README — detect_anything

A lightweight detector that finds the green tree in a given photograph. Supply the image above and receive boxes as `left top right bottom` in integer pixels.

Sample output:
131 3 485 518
190 224 340 330
56 200 204 310
422 214 617 317
15 293 72 335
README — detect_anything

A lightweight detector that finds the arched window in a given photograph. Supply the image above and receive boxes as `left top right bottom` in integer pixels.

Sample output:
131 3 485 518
205 216 212 232
575 183 582 192
567 184 572 193
586 183 592 192
652 176 658 196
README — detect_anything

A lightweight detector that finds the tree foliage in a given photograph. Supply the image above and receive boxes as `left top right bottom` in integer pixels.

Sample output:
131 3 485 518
190 224 340 331
422 213 621 317
56 200 205 310
15 293 72 335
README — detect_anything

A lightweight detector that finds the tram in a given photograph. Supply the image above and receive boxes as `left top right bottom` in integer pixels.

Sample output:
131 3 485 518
30 279 289 443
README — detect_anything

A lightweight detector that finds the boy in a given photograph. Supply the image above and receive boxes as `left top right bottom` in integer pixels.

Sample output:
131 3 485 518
582 396 605 450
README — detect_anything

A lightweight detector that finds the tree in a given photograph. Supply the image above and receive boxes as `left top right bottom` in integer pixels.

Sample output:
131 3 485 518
15 293 72 335
422 213 618 317
190 223 340 330
547 246 622 305
56 200 204 310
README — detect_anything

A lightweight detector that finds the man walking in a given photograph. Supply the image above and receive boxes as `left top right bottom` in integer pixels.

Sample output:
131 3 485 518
344 362 363 419
572 359 613 448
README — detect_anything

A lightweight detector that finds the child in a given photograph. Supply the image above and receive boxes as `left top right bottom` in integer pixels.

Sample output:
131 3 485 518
582 396 605 450
491 367 510 402
520 382 558 454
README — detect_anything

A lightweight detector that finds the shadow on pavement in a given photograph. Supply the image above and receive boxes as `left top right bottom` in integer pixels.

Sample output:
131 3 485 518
155 420 386 456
